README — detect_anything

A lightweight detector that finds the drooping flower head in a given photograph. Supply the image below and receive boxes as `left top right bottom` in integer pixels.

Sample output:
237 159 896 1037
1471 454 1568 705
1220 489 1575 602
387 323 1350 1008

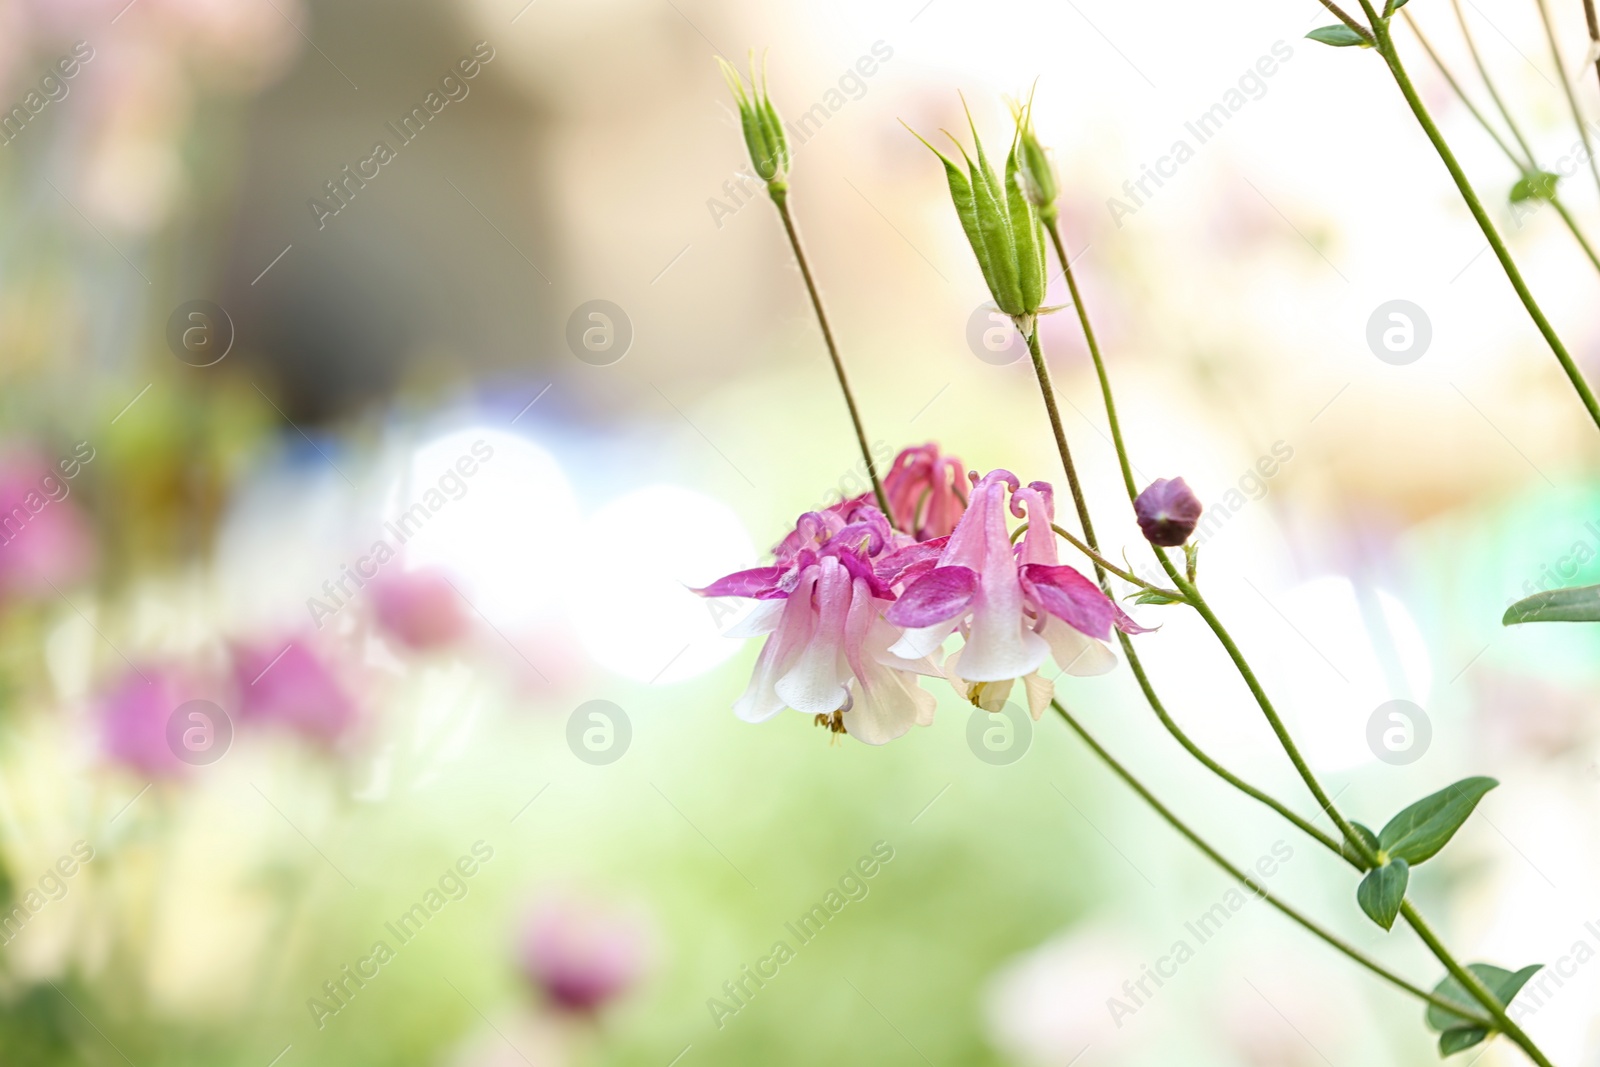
1134 477 1203 547
882 443 968 542
906 100 1047 329
887 471 1146 718
696 502 940 744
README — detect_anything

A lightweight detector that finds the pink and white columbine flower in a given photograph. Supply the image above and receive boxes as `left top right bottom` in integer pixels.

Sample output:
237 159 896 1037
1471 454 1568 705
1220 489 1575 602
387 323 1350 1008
885 471 1146 719
696 503 940 744
882 443 968 542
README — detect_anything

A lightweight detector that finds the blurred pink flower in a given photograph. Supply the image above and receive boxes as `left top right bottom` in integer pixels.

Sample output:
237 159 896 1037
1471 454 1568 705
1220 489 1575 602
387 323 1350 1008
0 450 95 598
518 897 650 1014
98 666 188 778
369 567 472 651
232 639 356 745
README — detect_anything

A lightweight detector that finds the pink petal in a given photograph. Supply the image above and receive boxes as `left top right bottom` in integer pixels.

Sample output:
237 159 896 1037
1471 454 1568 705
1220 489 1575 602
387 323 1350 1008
885 566 978 628
1019 563 1116 639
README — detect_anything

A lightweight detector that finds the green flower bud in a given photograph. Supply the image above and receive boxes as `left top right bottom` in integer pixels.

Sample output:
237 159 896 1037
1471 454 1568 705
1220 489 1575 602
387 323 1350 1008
1010 90 1058 225
905 97 1047 326
717 52 790 193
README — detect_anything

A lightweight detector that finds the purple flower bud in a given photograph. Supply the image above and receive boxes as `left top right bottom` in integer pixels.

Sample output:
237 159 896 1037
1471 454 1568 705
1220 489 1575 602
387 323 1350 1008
517 897 649 1014
1134 478 1202 547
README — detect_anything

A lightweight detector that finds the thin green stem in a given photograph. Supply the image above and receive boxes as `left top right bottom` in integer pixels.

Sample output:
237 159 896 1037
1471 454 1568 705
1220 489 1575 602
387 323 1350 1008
1586 0 1600 99
1168 569 1379 864
769 189 891 516
1049 698 1494 1026
1038 123 1559 1066
1407 11 1600 274
1401 901 1558 1067
1171 562 1558 1065
1450 0 1540 166
1550 196 1600 274
1044 220 1141 508
1369 11 1600 434
1024 328 1106 588
1312 0 1377 43
1534 0 1600 200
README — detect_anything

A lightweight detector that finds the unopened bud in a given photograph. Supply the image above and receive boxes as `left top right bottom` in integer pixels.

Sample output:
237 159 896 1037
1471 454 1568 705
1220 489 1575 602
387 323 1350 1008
1134 477 1203 547
1011 92 1058 224
717 51 790 192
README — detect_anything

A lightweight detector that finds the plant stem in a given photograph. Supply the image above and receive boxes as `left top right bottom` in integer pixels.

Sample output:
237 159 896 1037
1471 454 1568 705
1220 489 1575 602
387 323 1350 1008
1038 143 1560 1067
1401 901 1558 1067
1050 698 1494 1026
769 188 891 516
1168 570 1379 862
1024 328 1106 587
1312 0 1378 43
1407 10 1600 275
1368 10 1600 434
1534 0 1600 200
1586 0 1600 98
1045 221 1141 506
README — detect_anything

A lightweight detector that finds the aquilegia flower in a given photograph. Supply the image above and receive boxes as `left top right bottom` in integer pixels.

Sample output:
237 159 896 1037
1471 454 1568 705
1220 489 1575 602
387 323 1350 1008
886 471 1145 718
882 443 968 542
232 638 357 745
696 499 940 744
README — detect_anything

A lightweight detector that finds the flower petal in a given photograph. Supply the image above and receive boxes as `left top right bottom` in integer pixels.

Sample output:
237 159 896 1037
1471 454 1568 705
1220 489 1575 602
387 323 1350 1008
885 566 979 628
1019 563 1116 639
693 564 789 599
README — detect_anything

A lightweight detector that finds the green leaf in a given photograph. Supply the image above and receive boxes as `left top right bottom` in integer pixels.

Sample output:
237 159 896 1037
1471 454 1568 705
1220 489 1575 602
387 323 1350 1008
1438 1027 1489 1056
1357 859 1409 930
1425 963 1543 1033
1341 821 1380 866
1510 171 1560 204
1131 589 1184 606
1378 777 1497 866
1306 24 1371 46
1503 583 1600 624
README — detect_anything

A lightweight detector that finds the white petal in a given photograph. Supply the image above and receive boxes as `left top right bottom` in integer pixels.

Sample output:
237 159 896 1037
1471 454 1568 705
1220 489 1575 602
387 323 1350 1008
888 617 960 661
1023 671 1054 721
1042 618 1117 677
845 661 936 745
724 598 785 638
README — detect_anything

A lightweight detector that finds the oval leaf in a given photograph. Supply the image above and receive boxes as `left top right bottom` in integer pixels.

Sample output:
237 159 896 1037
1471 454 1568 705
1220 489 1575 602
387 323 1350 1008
1510 171 1560 204
1425 962 1544 1034
1378 777 1498 866
1306 24 1371 46
1357 859 1409 930
1503 583 1600 624
1439 1027 1489 1056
